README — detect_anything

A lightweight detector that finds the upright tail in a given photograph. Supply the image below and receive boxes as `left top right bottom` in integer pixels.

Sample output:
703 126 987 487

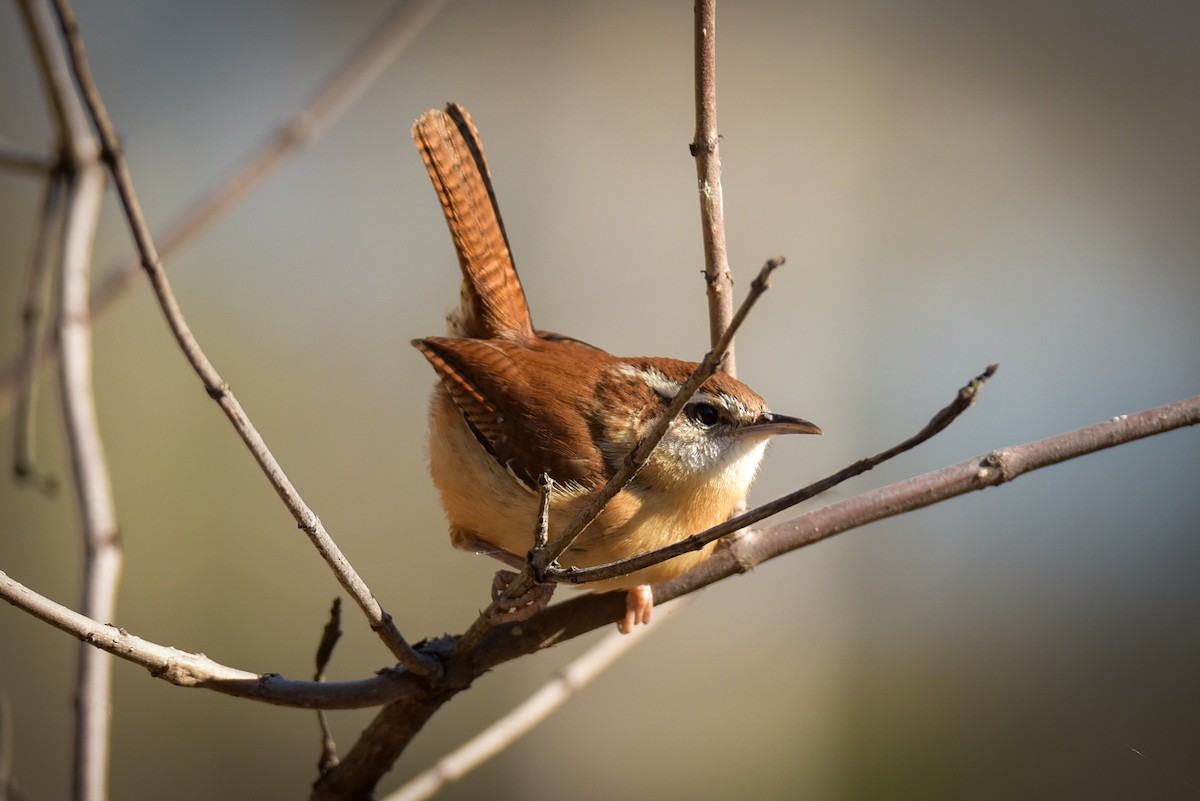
411 104 535 340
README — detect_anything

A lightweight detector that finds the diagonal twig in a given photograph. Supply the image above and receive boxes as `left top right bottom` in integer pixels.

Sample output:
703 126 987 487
452 257 784 655
534 257 784 573
548 364 999 585
47 0 439 680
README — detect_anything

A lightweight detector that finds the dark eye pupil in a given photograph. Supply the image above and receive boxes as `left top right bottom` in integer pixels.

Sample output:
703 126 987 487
689 403 720 427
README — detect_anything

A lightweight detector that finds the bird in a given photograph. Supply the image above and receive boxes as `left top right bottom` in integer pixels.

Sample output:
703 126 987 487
410 103 820 633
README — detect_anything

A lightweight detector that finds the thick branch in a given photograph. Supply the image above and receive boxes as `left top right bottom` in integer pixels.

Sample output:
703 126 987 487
385 600 689 801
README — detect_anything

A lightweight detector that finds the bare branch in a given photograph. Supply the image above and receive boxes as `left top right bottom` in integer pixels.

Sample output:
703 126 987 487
0 568 418 709
46 0 439 680
56 163 115 801
692 0 735 372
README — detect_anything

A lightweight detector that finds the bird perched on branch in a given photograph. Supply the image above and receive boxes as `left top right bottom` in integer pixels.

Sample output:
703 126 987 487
411 103 820 633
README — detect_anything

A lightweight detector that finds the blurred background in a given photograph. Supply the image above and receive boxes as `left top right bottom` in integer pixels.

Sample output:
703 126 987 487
2 1 1198 799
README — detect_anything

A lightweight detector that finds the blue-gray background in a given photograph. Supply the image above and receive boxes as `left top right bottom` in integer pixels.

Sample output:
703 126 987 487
1 2 1198 799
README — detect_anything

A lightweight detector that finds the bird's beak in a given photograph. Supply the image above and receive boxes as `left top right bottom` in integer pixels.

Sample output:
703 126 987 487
747 412 822 438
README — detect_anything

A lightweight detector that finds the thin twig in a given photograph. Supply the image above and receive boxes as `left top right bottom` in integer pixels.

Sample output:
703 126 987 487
452 258 783 654
537 257 782 570
548 364 999 584
314 598 344 775
12 170 64 493
385 599 691 801
47 0 438 680
691 0 735 373
0 0 448 421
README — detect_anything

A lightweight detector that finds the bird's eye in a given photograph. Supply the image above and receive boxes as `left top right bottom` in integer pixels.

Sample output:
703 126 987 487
686 402 721 428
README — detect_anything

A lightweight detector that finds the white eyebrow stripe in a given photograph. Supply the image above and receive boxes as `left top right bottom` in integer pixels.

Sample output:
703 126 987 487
619 364 682 400
618 365 755 419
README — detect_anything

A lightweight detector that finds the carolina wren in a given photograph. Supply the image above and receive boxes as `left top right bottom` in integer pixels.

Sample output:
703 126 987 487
411 104 820 632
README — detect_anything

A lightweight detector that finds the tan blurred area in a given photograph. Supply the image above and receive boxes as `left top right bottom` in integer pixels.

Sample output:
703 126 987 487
1 1 1198 799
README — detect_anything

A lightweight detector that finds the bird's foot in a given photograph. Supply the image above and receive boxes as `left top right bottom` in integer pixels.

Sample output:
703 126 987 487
489 569 555 623
619 585 654 634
